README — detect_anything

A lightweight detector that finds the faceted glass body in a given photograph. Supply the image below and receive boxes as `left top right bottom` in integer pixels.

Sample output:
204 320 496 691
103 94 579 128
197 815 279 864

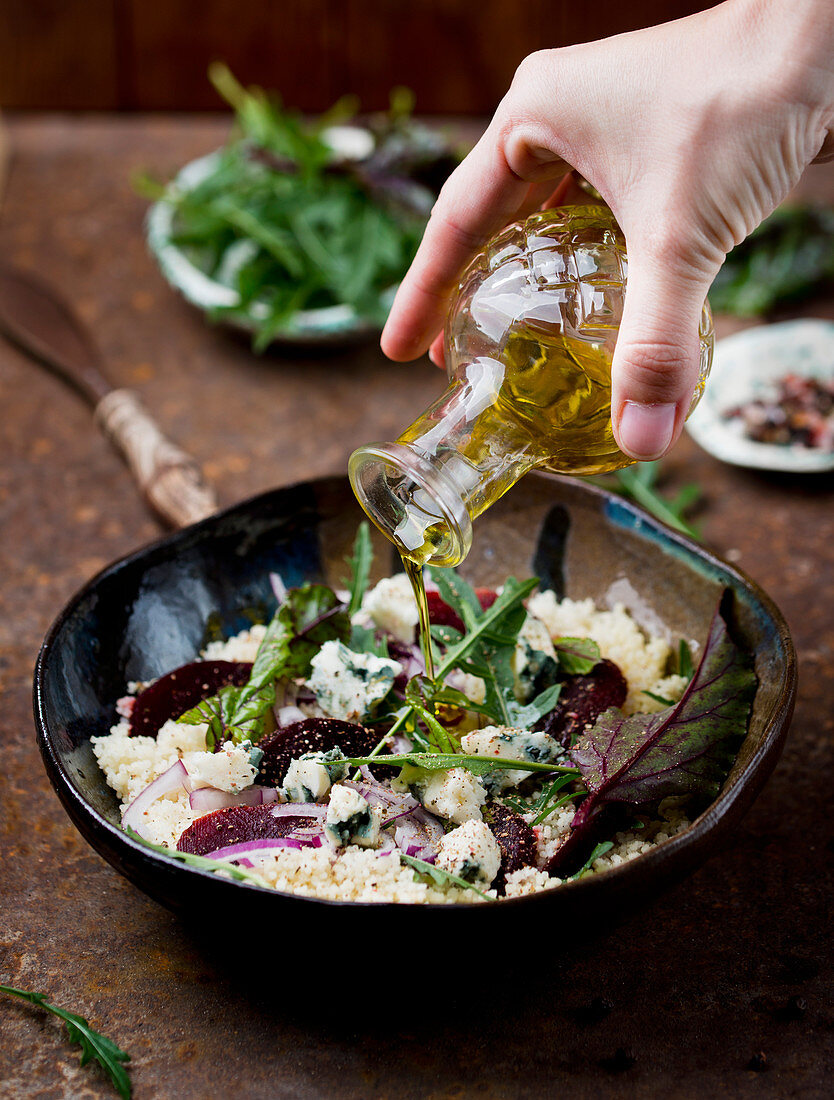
350 206 714 566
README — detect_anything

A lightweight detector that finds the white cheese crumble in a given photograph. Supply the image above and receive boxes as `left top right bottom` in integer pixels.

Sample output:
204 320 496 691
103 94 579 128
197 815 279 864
308 641 401 722
436 819 502 888
187 740 258 794
362 573 419 644
417 766 487 824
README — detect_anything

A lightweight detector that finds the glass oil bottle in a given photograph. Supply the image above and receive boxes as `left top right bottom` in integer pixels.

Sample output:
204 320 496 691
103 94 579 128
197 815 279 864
349 206 714 571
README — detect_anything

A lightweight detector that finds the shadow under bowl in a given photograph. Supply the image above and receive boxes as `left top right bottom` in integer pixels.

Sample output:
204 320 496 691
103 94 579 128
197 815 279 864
34 474 796 936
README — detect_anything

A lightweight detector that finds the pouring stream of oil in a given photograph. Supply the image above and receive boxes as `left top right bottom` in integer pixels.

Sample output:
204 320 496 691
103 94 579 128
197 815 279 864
402 554 435 682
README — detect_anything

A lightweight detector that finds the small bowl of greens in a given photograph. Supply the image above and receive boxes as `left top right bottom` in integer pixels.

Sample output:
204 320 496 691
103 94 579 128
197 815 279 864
144 66 460 349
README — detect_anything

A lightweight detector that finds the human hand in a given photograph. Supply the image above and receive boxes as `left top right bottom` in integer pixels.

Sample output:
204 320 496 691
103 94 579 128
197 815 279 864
381 0 834 460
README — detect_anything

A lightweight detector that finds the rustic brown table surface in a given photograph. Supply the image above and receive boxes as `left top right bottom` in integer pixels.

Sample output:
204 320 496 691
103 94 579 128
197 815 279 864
1 116 832 1100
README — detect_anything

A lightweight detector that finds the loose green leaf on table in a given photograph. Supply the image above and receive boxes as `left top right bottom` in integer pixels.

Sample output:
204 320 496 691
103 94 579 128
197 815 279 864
1 984 132 1099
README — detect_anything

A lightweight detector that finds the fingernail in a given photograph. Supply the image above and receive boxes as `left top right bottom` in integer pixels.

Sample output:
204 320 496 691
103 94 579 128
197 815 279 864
616 402 677 460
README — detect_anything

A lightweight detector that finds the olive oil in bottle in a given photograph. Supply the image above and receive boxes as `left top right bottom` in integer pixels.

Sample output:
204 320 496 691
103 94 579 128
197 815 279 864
350 206 713 569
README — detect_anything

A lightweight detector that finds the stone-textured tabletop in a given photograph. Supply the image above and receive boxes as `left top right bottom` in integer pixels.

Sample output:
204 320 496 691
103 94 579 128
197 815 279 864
1 116 832 1098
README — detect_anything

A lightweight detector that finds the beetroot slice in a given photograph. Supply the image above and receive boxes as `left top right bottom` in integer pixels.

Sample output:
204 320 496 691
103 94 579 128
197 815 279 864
177 803 316 855
534 659 628 748
427 587 498 634
129 660 252 738
486 803 538 894
256 718 380 787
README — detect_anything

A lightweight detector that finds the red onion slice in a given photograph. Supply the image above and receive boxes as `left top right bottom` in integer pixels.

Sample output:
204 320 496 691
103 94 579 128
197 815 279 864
393 806 445 861
122 760 191 839
206 837 304 860
277 705 307 726
269 803 328 819
188 784 279 816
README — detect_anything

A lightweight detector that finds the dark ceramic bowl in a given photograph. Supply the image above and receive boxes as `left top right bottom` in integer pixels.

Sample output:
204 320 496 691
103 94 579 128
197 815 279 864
35 475 796 935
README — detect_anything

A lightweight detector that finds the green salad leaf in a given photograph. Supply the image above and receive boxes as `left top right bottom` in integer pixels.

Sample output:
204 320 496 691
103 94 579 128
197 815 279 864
400 854 493 901
548 594 756 873
178 583 349 745
339 751 578 779
344 521 373 617
553 636 601 675
144 65 460 348
1 984 132 1099
126 828 270 887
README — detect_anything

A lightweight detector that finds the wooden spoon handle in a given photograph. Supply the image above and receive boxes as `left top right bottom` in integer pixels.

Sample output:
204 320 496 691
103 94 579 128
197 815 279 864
95 389 217 528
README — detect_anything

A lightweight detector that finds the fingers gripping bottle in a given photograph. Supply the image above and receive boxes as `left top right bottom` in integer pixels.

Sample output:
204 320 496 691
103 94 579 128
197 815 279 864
350 206 713 568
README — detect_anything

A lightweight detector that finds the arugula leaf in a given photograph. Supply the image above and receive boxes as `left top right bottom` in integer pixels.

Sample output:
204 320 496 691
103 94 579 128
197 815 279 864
1 984 132 1099
435 576 539 680
502 772 578 825
344 521 373 617
710 203 834 316
340 752 578 778
404 678 461 753
553 637 601 675
568 841 615 880
427 565 482 630
548 594 756 872
125 828 270 887
400 854 492 901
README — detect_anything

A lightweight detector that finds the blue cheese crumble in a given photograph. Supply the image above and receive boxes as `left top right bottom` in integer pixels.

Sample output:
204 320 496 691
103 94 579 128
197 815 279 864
282 748 348 803
308 641 401 722
325 784 382 848
460 725 563 792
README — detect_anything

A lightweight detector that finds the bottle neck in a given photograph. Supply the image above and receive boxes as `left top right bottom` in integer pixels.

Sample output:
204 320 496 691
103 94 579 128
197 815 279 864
350 358 543 566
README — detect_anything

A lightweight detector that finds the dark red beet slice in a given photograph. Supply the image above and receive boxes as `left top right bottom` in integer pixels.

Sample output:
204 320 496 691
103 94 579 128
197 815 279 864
256 718 379 787
486 803 538 894
177 803 316 855
129 660 252 738
427 587 498 633
534 659 628 748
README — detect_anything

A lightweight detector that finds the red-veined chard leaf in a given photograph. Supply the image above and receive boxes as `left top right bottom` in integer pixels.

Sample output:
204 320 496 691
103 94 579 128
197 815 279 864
548 593 756 873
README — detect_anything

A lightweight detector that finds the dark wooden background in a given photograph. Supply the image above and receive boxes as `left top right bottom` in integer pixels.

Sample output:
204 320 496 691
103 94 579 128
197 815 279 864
3 0 718 113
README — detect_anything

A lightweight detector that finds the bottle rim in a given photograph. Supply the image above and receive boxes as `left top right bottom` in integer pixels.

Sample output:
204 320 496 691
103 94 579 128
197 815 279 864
348 442 473 567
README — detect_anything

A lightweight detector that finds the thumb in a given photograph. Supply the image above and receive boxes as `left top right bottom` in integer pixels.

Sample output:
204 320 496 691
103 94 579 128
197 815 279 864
611 245 715 461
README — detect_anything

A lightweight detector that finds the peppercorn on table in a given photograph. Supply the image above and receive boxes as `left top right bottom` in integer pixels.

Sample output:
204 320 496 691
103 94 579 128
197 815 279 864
1 114 833 1099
